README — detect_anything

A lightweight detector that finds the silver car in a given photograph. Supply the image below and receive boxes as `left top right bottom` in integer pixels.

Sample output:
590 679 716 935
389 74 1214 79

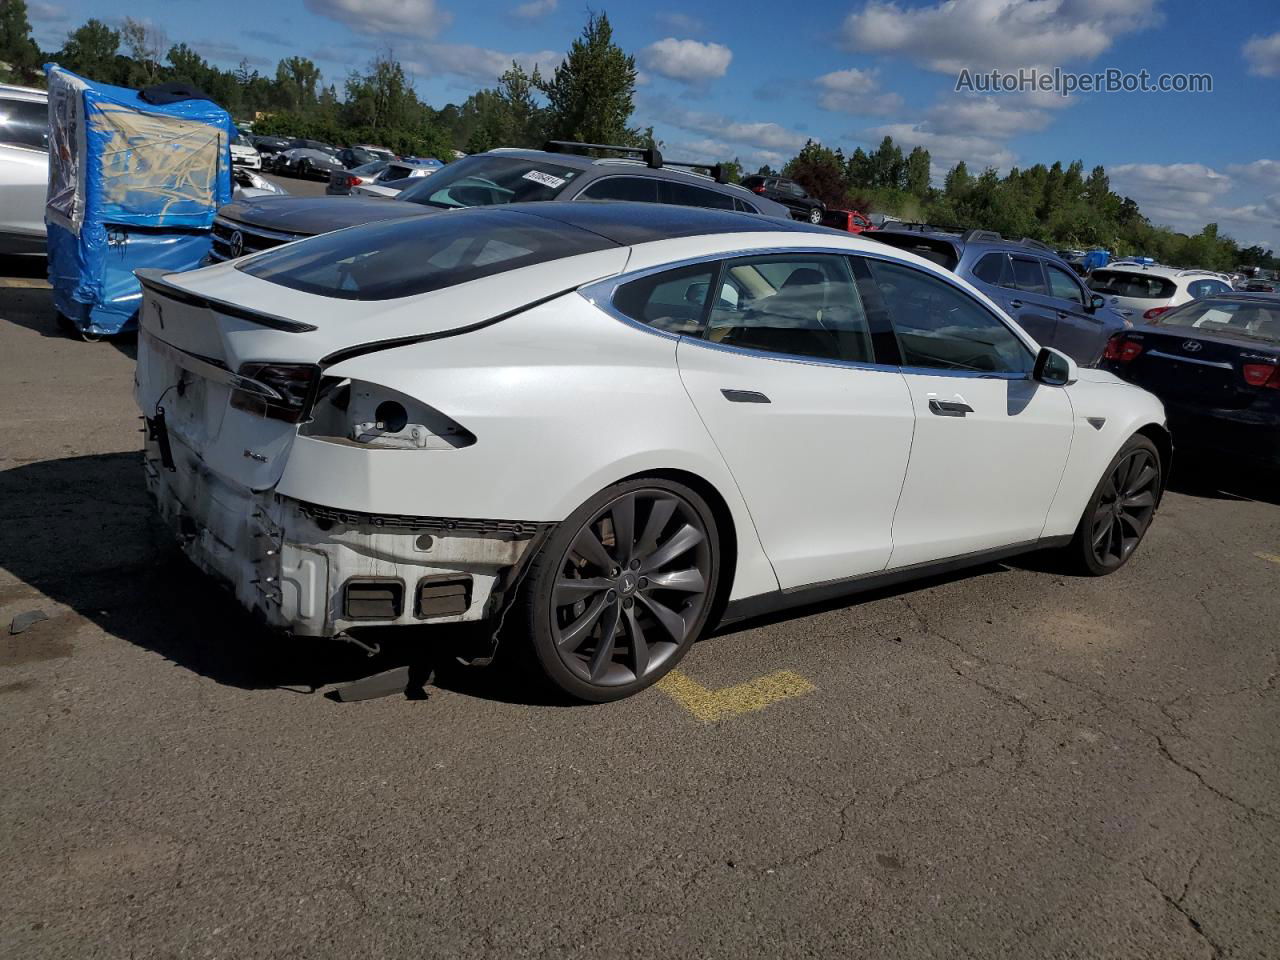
0 83 48 254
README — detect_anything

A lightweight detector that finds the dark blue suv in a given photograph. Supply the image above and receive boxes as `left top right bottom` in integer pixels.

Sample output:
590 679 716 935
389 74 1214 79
869 227 1128 366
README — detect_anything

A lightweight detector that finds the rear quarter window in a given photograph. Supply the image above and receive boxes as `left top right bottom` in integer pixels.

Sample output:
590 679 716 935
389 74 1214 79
236 209 614 300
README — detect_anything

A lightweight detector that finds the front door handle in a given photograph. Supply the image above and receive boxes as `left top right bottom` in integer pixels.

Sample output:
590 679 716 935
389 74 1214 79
928 398 974 417
1008 299 1024 308
1057 310 1069 319
721 388 770 404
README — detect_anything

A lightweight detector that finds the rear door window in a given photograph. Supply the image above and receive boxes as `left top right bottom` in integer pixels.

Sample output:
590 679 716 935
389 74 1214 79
577 176 660 203
704 254 874 363
660 181 737 210
1010 257 1048 295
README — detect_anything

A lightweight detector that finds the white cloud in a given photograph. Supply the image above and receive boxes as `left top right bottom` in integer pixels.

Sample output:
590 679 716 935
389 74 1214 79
863 122 1018 178
406 44 561 84
1109 162 1233 214
922 95 1051 137
304 0 452 40
512 0 557 20
815 68 903 115
656 12 706 35
1226 159 1280 188
1243 32 1280 77
842 0 1161 72
647 98 809 152
639 38 733 85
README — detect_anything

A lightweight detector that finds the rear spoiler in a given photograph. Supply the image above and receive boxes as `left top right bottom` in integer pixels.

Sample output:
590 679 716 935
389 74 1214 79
135 269 318 333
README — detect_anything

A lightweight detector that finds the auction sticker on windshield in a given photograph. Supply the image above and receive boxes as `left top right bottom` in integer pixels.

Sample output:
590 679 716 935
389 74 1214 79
523 170 567 189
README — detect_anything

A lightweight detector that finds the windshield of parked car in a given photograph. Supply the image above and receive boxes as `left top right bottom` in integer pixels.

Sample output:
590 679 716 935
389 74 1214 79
1152 298 1280 342
234 132 253 147
236 208 614 300
398 155 581 209
348 160 388 177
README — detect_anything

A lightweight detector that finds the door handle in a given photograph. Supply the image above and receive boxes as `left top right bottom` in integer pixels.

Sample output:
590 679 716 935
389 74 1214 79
928 398 974 417
1057 311 1069 319
721 388 770 404
1008 299 1024 308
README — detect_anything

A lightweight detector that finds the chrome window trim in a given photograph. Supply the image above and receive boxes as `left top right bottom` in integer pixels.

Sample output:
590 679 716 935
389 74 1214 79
1146 349 1235 370
580 245 1036 380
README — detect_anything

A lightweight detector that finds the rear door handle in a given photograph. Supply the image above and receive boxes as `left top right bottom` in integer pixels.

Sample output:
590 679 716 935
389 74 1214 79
1008 299 1024 308
928 399 974 417
1057 311 1069 319
721 388 770 404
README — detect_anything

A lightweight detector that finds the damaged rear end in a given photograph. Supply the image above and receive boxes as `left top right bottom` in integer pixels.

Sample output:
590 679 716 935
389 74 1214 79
134 210 628 637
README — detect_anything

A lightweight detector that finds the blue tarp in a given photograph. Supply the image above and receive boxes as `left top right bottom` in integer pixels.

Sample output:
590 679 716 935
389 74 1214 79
44 65 234 336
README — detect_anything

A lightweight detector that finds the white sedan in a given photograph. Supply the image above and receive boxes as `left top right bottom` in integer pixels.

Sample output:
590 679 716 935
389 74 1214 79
134 203 1169 701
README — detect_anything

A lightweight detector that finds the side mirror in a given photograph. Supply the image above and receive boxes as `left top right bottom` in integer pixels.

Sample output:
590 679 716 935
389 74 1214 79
1087 293 1106 312
1033 346 1077 386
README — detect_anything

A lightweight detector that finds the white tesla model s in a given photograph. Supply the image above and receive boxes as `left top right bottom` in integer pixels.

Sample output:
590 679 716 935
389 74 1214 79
134 203 1169 701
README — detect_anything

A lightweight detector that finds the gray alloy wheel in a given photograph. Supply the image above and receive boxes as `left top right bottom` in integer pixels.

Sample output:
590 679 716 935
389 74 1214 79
808 207 823 224
524 479 719 702
1068 435 1161 575
1089 446 1159 568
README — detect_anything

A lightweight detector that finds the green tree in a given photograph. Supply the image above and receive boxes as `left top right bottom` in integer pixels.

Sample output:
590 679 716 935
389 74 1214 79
539 12 639 145
0 0 42 85
783 139 848 207
119 17 165 85
904 145 931 197
846 147 874 187
57 19 122 83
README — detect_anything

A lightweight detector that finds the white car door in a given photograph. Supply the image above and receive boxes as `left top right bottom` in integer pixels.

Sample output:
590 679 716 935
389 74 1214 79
662 253 915 590
862 257 1074 568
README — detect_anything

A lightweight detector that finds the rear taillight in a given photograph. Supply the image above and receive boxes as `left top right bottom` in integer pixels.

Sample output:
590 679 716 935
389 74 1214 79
230 362 321 422
1242 363 1280 389
1143 306 1171 321
752 185 766 194
347 175 362 187
1103 335 1144 364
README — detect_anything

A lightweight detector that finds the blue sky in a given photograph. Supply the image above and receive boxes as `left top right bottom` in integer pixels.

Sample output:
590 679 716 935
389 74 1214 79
27 0 1280 248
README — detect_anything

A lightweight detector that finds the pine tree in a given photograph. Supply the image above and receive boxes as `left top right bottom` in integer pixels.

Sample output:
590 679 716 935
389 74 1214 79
538 12 639 146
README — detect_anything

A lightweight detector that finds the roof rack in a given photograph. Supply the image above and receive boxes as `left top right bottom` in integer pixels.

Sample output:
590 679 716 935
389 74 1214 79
544 140 663 169
542 140 732 184
960 228 1002 244
1017 237 1055 253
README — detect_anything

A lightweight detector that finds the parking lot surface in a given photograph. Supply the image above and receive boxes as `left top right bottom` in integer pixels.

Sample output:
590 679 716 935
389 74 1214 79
2 236 1279 958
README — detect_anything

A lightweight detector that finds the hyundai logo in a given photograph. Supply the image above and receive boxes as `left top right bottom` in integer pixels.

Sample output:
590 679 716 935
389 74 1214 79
1182 340 1202 352
229 230 245 258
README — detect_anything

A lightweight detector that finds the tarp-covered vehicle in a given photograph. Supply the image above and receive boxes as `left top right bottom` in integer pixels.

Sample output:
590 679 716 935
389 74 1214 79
44 65 233 338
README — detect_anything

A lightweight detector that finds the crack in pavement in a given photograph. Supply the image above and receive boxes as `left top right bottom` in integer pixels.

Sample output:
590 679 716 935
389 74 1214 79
1142 868 1222 959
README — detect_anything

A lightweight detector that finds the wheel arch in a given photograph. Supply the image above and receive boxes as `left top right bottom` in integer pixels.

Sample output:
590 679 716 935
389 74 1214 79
617 467 739 630
1134 421 1173 498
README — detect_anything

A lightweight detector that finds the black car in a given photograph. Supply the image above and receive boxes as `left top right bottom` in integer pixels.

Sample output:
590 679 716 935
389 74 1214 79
1101 293 1280 470
741 175 825 224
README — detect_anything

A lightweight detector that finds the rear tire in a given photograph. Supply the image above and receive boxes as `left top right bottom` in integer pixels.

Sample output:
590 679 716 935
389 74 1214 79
1064 434 1162 576
521 477 720 703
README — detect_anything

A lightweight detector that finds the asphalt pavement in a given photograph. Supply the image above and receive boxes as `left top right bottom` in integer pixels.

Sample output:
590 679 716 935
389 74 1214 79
1 188 1279 959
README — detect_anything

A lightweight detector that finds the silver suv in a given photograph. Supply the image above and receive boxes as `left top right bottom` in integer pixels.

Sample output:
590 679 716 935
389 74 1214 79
0 83 48 254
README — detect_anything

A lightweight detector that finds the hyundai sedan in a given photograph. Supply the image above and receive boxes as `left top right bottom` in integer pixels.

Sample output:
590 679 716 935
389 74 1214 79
134 203 1170 701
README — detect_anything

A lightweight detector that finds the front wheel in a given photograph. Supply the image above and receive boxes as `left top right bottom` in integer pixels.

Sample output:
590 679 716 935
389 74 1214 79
808 207 823 224
521 477 720 702
1065 434 1162 575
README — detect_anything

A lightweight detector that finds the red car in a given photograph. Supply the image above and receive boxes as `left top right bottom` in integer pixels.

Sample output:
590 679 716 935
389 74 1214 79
821 208 876 233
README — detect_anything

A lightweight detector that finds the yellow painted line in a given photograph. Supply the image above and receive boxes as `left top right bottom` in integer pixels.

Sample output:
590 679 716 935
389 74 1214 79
657 668 815 723
1257 552 1280 565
